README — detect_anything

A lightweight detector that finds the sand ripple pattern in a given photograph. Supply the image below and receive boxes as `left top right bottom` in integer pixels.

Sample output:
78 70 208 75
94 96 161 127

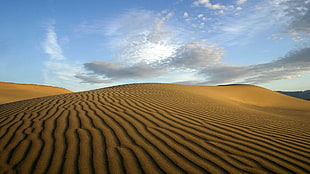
0 83 310 173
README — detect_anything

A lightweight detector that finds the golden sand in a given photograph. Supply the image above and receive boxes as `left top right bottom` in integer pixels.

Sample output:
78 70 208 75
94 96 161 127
0 82 72 104
0 83 309 173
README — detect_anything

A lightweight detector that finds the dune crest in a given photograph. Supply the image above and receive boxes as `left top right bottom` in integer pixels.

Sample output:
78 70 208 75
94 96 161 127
0 82 72 104
0 83 309 173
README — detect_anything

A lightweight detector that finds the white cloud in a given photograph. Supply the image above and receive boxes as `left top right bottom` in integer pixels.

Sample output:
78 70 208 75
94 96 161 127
43 25 65 60
183 12 189 18
197 14 204 18
236 0 247 5
193 0 226 10
102 9 180 64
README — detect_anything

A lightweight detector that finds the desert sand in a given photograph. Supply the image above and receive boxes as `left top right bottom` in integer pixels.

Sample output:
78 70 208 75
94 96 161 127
0 83 309 173
0 82 72 104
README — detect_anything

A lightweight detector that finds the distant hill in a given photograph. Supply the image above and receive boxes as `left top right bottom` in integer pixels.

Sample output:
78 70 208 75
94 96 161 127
277 90 310 101
0 82 72 104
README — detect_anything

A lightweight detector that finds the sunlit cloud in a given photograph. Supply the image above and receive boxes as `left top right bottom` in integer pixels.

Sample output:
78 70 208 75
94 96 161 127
77 9 226 83
77 5 310 87
61 1 310 89
102 9 180 64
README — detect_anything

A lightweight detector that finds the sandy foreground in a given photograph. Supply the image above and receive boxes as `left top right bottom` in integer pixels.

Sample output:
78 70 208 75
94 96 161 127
0 83 309 173
0 82 72 105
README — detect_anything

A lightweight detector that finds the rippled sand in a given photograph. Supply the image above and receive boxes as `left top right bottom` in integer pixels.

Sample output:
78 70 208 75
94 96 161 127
0 83 309 173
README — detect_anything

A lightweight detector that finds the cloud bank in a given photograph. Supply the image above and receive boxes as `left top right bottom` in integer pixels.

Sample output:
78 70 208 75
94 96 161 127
198 47 310 85
75 6 310 87
40 0 307 91
83 61 165 80
274 0 310 33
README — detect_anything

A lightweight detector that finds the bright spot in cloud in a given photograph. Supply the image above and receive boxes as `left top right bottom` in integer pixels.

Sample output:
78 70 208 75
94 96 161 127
138 42 177 63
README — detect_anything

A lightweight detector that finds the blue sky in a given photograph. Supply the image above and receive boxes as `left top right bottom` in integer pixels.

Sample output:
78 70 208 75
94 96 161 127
1 0 309 91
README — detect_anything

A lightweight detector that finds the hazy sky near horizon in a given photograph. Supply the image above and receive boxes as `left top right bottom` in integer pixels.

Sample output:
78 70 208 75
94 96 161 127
1 0 309 91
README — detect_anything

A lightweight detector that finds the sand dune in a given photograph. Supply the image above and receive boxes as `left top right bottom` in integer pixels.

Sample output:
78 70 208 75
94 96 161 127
0 83 309 173
0 82 72 104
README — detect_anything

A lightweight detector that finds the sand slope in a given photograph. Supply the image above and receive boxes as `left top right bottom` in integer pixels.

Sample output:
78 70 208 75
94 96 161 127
0 83 309 173
0 82 72 105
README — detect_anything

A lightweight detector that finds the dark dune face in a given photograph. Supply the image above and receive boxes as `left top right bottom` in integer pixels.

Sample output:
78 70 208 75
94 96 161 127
0 83 309 173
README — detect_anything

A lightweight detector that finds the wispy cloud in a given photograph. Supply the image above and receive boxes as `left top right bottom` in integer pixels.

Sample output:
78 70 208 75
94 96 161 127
42 23 110 91
43 25 65 60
